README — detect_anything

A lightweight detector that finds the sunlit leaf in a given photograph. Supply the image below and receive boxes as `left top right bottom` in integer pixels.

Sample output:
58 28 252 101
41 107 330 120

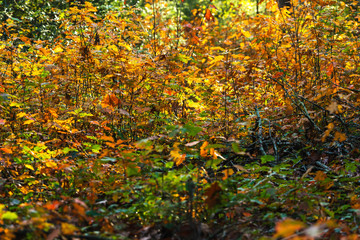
25 164 34 171
274 218 305 238
0 147 12 154
45 161 57 168
1 211 18 221
54 46 63 53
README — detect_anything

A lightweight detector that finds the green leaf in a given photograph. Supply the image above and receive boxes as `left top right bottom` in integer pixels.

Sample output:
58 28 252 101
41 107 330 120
1 211 18 221
86 136 98 141
261 155 275 164
177 54 191 63
126 165 139 177
165 162 174 168
231 142 241 153
183 123 202 137
79 112 93 117
206 158 222 168
62 147 78 154
91 144 101 153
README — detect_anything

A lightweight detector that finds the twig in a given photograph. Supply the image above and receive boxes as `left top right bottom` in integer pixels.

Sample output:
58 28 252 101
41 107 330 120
255 106 267 156
268 120 279 161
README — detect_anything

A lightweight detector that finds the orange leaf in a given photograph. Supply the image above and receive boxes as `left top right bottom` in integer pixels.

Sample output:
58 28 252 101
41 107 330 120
314 171 326 182
222 169 234 180
334 131 347 142
326 63 334 77
44 201 61 210
205 8 214 21
200 141 209 157
101 93 120 109
0 147 12 154
274 218 305 238
100 135 114 142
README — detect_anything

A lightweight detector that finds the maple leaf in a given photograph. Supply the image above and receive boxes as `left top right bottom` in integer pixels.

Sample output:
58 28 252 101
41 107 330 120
326 101 339 114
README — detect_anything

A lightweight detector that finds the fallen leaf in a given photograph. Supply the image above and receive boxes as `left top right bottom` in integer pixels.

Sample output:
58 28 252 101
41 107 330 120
61 222 78 235
205 182 222 208
274 218 305 238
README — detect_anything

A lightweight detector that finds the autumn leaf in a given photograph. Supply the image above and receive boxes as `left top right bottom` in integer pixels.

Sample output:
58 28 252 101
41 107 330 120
274 218 306 238
200 141 209 157
205 9 214 22
204 182 222 208
0 147 12 154
101 93 120 110
1 211 18 221
326 101 339 114
171 143 186 166
25 164 34 171
61 222 78 235
53 46 63 53
222 169 234 180
334 131 347 142
326 63 334 77
100 135 114 142
45 161 57 168
314 171 327 182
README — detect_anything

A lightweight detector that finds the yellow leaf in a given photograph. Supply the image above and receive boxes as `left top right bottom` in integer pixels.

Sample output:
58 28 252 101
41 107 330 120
170 149 186 166
45 161 57 168
327 123 335 131
25 164 34 171
54 46 63 53
242 30 252 38
16 112 27 118
61 222 78 235
24 119 35 125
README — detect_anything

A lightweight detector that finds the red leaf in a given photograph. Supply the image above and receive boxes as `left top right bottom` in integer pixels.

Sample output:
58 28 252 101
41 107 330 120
326 63 334 77
205 9 214 22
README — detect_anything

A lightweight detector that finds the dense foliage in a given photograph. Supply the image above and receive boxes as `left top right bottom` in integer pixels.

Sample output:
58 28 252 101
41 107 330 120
0 0 360 239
